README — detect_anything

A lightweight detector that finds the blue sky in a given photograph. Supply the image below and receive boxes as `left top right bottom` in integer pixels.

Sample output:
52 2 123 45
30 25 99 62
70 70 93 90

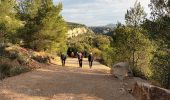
54 0 150 26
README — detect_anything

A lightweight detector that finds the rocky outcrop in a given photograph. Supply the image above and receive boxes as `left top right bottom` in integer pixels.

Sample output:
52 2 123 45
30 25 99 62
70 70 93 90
67 27 91 38
132 82 170 100
111 61 170 100
111 62 133 80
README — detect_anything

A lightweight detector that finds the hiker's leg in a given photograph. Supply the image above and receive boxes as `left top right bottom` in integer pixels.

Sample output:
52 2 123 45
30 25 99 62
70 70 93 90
90 61 92 68
78 60 81 67
91 61 93 68
61 60 63 66
88 61 90 67
80 60 82 68
63 60 65 66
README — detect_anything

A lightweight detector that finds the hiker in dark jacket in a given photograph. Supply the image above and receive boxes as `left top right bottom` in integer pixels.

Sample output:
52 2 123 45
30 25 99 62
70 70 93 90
77 52 83 68
60 53 67 66
88 53 94 68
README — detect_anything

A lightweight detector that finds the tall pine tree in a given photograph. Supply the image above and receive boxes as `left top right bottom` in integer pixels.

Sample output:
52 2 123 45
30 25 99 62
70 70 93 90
125 1 147 27
17 0 67 53
0 0 22 43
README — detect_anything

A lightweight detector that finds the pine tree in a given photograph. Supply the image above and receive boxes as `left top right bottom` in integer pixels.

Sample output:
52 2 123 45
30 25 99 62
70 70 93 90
125 1 147 27
17 0 67 53
0 0 22 43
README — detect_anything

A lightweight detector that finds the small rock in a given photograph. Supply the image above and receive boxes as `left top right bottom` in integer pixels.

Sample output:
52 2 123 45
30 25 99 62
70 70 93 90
119 88 126 94
123 83 128 86
127 88 132 93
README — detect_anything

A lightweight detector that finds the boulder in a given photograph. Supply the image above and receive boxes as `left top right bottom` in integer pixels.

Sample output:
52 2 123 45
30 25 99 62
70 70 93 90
132 81 170 100
111 62 133 80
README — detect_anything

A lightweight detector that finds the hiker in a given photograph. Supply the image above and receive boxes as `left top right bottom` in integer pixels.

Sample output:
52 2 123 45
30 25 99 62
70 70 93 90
77 52 83 68
83 51 88 58
88 53 94 68
71 52 74 57
60 53 67 66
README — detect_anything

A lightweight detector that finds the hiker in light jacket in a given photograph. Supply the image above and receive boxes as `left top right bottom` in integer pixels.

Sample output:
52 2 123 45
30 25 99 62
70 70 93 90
77 52 83 68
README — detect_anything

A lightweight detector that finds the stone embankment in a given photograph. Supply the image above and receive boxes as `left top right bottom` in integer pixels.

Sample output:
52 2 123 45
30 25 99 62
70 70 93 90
111 62 170 100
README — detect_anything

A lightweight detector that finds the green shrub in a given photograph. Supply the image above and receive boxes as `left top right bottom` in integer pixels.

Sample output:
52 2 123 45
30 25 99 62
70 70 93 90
101 47 116 67
150 50 170 89
91 48 102 60
10 67 30 76
0 63 30 79
8 51 18 60
32 56 50 63
130 64 146 79
0 46 5 56
17 53 30 65
0 63 12 79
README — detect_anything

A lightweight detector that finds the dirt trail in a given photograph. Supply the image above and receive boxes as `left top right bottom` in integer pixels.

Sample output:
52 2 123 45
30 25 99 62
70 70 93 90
0 58 135 100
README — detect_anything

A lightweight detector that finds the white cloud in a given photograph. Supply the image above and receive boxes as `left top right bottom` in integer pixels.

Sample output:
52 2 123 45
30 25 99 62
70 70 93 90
55 0 150 26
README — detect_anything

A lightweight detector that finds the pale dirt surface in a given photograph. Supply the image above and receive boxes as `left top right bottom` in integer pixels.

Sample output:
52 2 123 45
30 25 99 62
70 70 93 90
0 58 135 100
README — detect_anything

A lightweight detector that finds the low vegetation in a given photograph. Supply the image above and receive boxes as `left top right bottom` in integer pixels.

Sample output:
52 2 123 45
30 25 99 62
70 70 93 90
0 62 30 80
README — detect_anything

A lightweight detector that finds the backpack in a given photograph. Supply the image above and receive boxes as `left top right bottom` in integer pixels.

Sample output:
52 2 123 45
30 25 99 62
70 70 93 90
61 54 66 60
88 54 93 61
78 53 83 60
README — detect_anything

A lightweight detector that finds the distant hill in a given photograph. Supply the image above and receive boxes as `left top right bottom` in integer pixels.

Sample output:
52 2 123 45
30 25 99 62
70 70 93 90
105 24 116 29
66 22 115 37
89 24 116 34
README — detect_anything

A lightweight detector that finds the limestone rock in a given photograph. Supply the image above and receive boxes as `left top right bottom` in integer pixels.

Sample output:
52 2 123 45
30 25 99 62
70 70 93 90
132 82 170 100
111 62 133 80
67 27 90 38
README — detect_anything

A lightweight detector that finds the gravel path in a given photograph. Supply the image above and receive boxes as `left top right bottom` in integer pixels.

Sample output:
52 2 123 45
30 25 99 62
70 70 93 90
0 58 135 100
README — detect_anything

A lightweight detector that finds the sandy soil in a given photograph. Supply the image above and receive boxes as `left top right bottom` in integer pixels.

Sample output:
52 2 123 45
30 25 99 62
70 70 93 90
0 58 135 100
